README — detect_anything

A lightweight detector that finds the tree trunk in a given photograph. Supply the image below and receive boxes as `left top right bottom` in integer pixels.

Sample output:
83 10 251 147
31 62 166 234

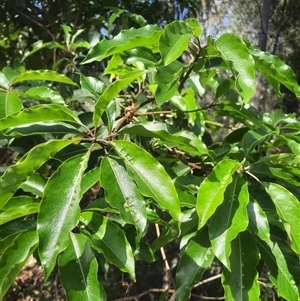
258 0 271 51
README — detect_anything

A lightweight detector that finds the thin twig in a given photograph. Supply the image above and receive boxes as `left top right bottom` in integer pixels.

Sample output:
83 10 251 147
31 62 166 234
193 274 222 288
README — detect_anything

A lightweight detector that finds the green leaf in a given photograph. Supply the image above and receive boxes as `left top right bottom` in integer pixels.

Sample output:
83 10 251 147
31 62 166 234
0 230 38 299
215 34 256 102
58 233 107 301
109 140 181 222
196 159 240 229
250 164 300 187
256 235 300 301
122 47 158 67
209 175 249 270
154 60 184 105
176 229 214 301
152 220 180 251
0 71 10 89
263 182 300 255
0 90 23 119
0 104 83 131
38 152 91 279
222 231 260 301
10 70 77 86
242 129 274 156
186 18 202 37
93 70 144 126
82 25 163 64
80 166 101 196
21 87 65 104
247 198 270 243
80 75 106 98
79 212 135 279
248 43 300 97
0 139 77 208
4 122 82 137
257 153 300 168
0 196 39 225
159 20 193 66
119 121 208 155
100 157 147 237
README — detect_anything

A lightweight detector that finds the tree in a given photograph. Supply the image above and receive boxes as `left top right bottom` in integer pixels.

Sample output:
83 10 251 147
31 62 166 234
1 19 300 301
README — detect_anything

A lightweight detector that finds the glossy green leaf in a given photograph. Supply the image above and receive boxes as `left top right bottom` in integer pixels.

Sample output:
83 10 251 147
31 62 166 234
0 90 23 119
82 25 163 64
119 121 208 155
58 233 106 301
209 175 249 270
93 70 144 126
247 198 270 243
154 60 184 105
109 140 181 222
285 136 300 155
80 75 106 97
248 43 300 97
159 20 193 66
215 34 256 102
0 104 83 131
4 122 82 137
0 233 20 254
21 87 65 104
10 70 77 86
0 230 38 299
79 212 135 279
38 152 91 279
263 182 300 254
222 231 260 301
100 157 147 237
0 139 77 208
0 196 39 225
80 166 101 196
176 229 214 301
197 159 240 229
256 235 300 301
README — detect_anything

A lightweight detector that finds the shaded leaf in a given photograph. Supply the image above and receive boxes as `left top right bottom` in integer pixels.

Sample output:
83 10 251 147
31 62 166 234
119 121 208 155
154 60 184 105
80 75 106 98
263 182 300 255
197 159 240 229
209 175 249 270
79 212 135 279
0 139 77 208
256 235 300 301
222 231 260 301
93 70 144 126
0 230 38 299
176 229 214 301
58 233 106 301
257 153 300 168
248 43 300 97
38 152 91 279
109 140 181 222
100 157 147 237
